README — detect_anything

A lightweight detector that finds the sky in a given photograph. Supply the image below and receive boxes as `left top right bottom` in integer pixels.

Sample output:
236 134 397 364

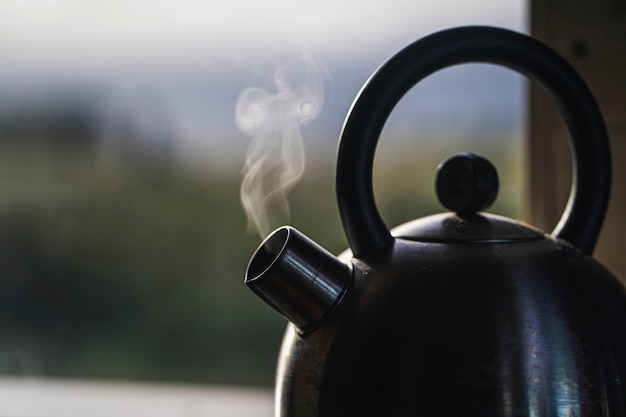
0 0 528 169
0 0 526 75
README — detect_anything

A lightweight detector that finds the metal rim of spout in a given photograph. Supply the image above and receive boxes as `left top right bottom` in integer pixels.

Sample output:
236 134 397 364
246 227 290 284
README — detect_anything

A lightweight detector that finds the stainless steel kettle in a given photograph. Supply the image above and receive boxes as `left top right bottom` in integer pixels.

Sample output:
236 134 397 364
245 26 626 416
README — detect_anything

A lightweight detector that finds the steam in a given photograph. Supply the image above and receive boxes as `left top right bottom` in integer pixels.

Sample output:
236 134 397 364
236 56 323 239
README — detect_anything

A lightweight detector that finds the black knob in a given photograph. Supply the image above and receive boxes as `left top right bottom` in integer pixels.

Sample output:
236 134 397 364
435 153 499 215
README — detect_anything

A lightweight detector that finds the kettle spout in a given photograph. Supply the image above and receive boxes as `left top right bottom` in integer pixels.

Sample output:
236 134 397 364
245 226 351 333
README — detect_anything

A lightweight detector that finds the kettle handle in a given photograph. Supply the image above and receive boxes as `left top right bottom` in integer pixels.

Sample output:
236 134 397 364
337 26 611 257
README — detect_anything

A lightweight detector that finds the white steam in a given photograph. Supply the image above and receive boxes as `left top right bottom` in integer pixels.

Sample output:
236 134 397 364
236 56 324 239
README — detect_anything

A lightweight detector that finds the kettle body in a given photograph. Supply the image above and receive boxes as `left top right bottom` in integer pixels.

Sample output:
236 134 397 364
245 27 626 416
274 232 626 416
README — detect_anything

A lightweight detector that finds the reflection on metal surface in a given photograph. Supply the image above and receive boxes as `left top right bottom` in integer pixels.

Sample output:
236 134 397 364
515 278 584 417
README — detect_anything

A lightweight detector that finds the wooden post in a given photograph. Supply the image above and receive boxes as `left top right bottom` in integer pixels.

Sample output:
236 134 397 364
530 0 626 281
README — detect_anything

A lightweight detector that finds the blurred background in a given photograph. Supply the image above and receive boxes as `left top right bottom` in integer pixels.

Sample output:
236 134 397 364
0 0 528 414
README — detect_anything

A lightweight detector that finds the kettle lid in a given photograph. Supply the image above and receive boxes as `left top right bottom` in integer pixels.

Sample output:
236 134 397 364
392 153 544 243
392 212 544 243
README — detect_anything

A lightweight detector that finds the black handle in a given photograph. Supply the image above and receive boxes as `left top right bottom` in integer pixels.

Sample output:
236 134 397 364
336 26 611 257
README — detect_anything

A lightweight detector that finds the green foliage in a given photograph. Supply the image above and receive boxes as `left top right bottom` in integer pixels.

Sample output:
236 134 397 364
0 149 286 385
0 141 521 387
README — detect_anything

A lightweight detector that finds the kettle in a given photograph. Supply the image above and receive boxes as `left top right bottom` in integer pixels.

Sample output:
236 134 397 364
245 26 626 416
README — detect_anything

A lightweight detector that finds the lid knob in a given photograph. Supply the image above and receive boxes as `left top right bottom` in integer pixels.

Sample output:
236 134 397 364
435 152 499 215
